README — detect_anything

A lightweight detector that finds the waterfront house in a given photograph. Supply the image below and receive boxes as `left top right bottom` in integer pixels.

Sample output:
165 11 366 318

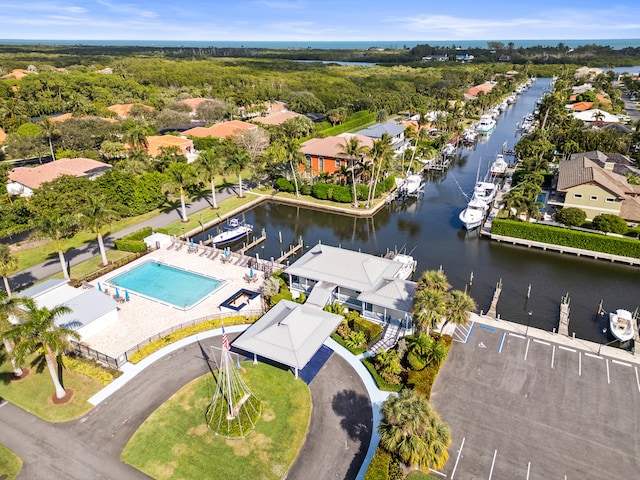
300 133 374 177
182 120 257 139
554 153 640 222
356 122 409 155
572 109 619 124
6 157 112 197
286 243 416 328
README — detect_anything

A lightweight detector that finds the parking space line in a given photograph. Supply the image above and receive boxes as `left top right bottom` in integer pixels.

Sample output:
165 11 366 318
488 449 498 480
551 345 556 369
559 346 576 352
498 332 505 353
612 359 632 367
533 339 550 346
480 325 496 332
509 332 525 339
635 367 640 393
429 469 446 477
450 436 465 479
606 359 610 384
579 352 582 376
524 339 530 361
585 352 602 359
466 323 475 344
526 461 531 480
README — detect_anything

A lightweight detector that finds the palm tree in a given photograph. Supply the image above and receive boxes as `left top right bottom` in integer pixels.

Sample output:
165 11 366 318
338 136 367 208
163 162 196 222
3 298 79 399
367 134 394 207
412 288 447 334
0 291 26 377
34 210 76 280
40 116 58 161
122 124 149 152
0 244 18 296
378 389 451 471
195 148 224 209
80 193 118 267
442 290 476 330
224 149 250 198
282 138 304 198
416 269 450 293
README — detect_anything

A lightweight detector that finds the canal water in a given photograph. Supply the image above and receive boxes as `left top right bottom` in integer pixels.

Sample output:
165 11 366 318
197 79 640 344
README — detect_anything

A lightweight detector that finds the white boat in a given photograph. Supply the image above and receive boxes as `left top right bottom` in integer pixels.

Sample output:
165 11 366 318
392 253 417 280
399 174 423 196
463 129 477 144
211 218 253 246
459 198 488 230
476 115 496 134
490 154 508 176
472 181 498 204
609 309 636 342
442 143 456 156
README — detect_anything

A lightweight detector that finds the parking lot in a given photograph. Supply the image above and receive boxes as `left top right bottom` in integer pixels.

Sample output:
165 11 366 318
431 321 640 479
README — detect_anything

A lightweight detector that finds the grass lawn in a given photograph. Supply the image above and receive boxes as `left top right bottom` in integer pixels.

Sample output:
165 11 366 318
122 362 311 480
0 444 22 480
0 352 102 422
13 209 162 272
46 249 132 281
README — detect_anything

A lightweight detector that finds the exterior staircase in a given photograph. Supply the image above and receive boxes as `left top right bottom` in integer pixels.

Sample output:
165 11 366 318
368 322 402 355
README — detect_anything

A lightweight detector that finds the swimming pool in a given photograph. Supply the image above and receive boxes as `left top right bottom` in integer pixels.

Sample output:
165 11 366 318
109 261 226 310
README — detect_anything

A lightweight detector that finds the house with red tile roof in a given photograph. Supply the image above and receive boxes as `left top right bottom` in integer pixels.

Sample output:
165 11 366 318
107 103 154 118
252 110 301 126
182 120 257 139
1 69 36 80
145 135 194 157
300 134 375 177
569 101 594 111
466 81 495 98
176 98 213 115
6 158 112 197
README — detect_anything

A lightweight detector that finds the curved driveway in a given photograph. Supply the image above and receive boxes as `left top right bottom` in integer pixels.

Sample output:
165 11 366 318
0 333 373 480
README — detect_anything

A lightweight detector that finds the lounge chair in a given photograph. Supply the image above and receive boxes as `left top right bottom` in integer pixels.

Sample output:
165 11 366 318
167 241 175 250
175 242 184 251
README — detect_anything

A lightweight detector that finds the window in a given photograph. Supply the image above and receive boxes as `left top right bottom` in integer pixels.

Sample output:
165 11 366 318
573 193 583 199
318 156 324 172
590 195 598 201
335 159 341 168
605 197 616 203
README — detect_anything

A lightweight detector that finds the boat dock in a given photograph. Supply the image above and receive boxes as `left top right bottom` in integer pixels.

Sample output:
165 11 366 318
238 229 267 255
276 236 304 264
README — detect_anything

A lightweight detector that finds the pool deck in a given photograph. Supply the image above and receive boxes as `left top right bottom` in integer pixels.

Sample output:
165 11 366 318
83 246 265 358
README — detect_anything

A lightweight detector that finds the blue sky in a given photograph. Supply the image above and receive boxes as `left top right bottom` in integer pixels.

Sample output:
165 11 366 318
1 0 639 41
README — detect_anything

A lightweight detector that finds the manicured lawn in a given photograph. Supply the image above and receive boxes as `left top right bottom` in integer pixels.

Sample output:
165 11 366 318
0 353 102 422
122 362 311 480
13 209 161 271
47 249 132 281
0 444 22 480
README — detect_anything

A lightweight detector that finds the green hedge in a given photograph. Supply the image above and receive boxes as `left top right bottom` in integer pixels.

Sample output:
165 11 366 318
364 447 391 480
353 317 383 346
316 111 376 137
361 357 403 392
115 226 153 252
492 219 640 258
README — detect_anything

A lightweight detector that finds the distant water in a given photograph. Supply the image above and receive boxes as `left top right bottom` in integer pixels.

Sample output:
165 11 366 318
1 38 639 50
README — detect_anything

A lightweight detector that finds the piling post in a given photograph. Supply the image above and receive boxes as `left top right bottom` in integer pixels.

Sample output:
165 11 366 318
526 284 531 299
469 271 474 286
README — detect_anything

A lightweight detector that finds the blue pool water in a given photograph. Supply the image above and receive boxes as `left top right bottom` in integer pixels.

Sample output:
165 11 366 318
109 261 225 309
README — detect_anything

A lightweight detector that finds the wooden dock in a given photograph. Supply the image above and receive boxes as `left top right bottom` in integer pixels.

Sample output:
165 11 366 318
276 237 304 264
238 229 266 255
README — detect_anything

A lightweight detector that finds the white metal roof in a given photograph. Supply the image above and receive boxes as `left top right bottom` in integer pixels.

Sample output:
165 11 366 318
231 300 343 370
358 278 416 312
285 243 403 293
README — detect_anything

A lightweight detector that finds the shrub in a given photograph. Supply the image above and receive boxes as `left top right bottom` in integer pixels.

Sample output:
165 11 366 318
269 289 293 306
491 219 640 258
353 316 383 344
364 447 391 480
555 207 586 227
592 213 628 234
312 182 330 200
275 177 295 193
114 238 148 252
62 354 118 385
361 357 403 392
407 367 437 399
345 330 368 349
407 350 427 371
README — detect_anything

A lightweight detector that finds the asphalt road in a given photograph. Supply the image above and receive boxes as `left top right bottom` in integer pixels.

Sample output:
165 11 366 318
7 184 245 293
431 325 640 479
0 334 372 480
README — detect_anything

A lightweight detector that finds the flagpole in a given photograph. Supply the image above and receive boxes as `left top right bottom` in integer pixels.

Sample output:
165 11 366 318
222 324 233 417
